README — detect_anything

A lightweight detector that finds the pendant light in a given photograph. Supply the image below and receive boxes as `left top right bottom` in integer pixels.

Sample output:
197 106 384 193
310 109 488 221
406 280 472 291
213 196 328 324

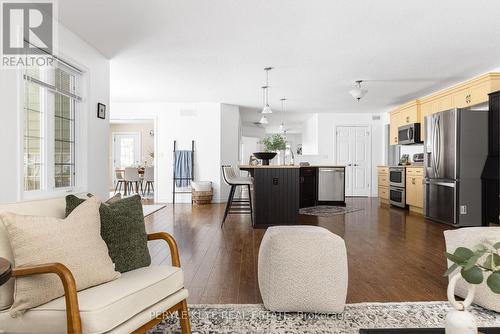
279 98 286 132
349 80 368 101
261 67 273 114
259 115 269 124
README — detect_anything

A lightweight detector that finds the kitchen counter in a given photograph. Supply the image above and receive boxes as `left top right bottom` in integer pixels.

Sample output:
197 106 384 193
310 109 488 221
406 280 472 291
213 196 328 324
239 165 344 169
238 165 345 228
239 165 300 169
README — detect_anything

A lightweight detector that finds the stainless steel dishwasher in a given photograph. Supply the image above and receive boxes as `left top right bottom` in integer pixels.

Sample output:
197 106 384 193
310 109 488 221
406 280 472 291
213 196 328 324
318 167 345 202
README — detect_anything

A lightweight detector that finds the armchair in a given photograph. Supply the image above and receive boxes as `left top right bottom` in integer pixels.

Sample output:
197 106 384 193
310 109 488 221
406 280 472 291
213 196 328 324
0 232 191 334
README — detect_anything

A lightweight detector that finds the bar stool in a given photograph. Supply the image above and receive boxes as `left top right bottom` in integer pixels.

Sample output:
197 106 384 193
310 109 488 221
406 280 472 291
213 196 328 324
221 165 253 227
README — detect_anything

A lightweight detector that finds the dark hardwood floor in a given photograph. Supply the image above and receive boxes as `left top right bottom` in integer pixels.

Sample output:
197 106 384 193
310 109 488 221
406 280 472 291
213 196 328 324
144 198 453 304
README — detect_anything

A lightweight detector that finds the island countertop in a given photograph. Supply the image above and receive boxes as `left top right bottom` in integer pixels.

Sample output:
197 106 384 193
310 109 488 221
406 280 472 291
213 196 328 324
239 165 345 169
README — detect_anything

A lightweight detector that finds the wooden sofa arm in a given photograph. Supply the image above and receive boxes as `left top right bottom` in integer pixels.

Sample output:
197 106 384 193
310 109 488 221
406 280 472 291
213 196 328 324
12 263 82 334
147 232 181 267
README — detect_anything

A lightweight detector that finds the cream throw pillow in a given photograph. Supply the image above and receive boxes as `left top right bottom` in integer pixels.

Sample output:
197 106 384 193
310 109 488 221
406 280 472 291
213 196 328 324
1 197 120 316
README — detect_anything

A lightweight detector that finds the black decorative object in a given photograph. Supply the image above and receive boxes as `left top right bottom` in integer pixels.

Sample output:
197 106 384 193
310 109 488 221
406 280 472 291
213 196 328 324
97 103 106 119
253 152 277 165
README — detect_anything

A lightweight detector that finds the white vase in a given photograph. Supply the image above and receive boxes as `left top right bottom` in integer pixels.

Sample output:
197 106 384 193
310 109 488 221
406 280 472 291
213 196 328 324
445 274 477 334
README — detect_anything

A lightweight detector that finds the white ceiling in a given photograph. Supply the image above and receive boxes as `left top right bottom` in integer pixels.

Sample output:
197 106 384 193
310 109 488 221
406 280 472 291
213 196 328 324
58 0 500 114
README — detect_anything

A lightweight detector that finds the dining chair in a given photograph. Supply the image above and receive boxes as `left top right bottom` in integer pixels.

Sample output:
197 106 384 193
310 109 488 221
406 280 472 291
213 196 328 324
124 167 142 195
142 166 154 196
114 169 127 195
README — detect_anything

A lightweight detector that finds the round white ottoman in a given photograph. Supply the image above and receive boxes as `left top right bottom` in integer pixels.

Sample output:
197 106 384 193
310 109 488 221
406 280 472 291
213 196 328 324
258 225 348 313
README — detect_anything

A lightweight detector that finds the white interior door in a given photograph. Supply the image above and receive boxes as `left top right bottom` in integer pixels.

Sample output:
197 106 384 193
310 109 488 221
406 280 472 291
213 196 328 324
336 126 371 197
113 133 141 170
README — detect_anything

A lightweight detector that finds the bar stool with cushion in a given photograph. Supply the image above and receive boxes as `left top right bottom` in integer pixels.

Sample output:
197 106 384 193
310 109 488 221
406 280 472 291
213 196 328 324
221 165 253 227
124 167 142 195
142 167 154 196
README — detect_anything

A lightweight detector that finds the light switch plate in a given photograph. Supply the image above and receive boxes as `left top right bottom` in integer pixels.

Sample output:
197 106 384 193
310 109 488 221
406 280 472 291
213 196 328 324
460 205 467 215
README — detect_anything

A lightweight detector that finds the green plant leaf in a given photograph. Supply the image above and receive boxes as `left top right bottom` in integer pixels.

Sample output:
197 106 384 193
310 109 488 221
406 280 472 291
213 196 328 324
483 255 494 271
486 272 500 294
455 247 474 261
464 253 484 271
461 267 484 284
493 242 500 250
444 263 459 277
494 254 500 267
444 252 467 266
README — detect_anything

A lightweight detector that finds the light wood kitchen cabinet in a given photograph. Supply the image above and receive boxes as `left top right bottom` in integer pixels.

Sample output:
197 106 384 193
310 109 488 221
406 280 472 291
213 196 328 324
400 103 419 124
390 73 500 145
389 100 420 145
450 88 470 108
469 81 490 105
377 166 390 204
406 167 424 213
389 111 401 145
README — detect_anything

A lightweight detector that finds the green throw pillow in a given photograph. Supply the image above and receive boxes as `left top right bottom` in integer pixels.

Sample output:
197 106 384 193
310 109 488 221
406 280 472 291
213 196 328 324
65 194 151 273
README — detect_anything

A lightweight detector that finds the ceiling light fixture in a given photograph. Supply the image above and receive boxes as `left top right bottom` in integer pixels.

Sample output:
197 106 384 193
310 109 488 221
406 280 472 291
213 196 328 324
261 67 273 113
279 98 286 132
259 115 269 124
349 80 368 101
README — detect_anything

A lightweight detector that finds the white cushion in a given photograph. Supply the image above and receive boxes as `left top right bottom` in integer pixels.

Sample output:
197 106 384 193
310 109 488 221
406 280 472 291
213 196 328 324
258 226 348 313
1 197 120 316
0 265 185 334
444 227 500 313
0 195 86 310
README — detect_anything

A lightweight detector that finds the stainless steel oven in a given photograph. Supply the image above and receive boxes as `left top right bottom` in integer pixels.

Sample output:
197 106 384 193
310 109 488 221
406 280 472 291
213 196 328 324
389 186 406 208
389 167 405 188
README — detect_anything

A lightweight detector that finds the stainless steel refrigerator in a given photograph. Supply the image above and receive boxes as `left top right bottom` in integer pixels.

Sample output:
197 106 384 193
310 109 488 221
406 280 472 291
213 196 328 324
424 108 488 226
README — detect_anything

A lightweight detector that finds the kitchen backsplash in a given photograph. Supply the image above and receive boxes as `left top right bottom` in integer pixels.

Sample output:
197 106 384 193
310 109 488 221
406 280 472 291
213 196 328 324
400 144 424 162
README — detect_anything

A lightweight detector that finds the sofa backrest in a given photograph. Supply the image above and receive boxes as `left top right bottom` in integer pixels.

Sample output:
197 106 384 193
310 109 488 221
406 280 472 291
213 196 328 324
0 197 66 310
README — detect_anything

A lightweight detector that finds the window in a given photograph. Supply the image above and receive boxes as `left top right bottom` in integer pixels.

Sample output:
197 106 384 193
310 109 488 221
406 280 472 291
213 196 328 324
23 63 82 194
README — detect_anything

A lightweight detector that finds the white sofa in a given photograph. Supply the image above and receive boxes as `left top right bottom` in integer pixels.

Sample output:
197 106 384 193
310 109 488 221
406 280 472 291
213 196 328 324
0 197 191 334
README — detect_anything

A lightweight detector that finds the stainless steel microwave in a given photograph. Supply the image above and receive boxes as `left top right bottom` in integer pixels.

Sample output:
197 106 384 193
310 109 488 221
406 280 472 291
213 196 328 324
398 123 422 145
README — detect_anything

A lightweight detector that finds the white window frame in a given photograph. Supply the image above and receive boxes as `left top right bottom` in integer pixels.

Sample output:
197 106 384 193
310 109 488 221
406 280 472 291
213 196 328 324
19 58 89 201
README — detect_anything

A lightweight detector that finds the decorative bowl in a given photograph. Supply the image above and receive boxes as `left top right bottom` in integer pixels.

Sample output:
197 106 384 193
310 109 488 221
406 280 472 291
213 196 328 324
253 152 277 165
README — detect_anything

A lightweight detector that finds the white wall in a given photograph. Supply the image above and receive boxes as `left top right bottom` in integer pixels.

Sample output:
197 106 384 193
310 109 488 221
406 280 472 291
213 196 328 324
220 104 241 200
302 114 319 155
295 113 385 197
0 23 110 203
111 102 240 203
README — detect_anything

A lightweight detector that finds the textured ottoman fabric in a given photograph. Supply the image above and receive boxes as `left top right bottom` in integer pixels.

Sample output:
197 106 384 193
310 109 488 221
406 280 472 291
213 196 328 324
444 227 500 313
258 226 348 313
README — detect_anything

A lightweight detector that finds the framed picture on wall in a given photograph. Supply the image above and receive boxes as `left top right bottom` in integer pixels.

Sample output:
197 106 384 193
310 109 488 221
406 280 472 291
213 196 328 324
97 103 106 119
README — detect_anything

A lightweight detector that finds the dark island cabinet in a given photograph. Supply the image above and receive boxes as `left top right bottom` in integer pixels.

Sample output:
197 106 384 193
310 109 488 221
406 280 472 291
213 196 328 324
253 168 300 228
299 167 318 208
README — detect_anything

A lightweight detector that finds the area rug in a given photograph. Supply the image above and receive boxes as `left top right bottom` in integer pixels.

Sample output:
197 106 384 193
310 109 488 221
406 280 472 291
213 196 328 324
148 302 500 334
143 204 166 217
299 205 363 217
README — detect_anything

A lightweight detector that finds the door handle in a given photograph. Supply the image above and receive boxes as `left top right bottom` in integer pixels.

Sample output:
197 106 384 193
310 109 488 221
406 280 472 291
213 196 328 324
353 164 359 166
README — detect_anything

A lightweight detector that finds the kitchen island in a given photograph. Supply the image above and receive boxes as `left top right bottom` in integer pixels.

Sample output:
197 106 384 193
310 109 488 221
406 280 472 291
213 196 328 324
239 165 345 228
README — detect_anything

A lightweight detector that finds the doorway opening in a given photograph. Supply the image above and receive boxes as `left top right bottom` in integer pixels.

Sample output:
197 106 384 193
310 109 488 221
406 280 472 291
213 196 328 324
110 120 156 200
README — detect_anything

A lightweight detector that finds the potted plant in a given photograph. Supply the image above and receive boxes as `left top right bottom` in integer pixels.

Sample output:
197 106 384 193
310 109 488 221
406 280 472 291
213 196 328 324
254 134 287 165
443 242 500 333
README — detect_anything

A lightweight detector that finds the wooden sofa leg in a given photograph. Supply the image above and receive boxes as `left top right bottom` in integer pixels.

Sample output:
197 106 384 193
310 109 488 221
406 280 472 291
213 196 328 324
179 299 191 334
